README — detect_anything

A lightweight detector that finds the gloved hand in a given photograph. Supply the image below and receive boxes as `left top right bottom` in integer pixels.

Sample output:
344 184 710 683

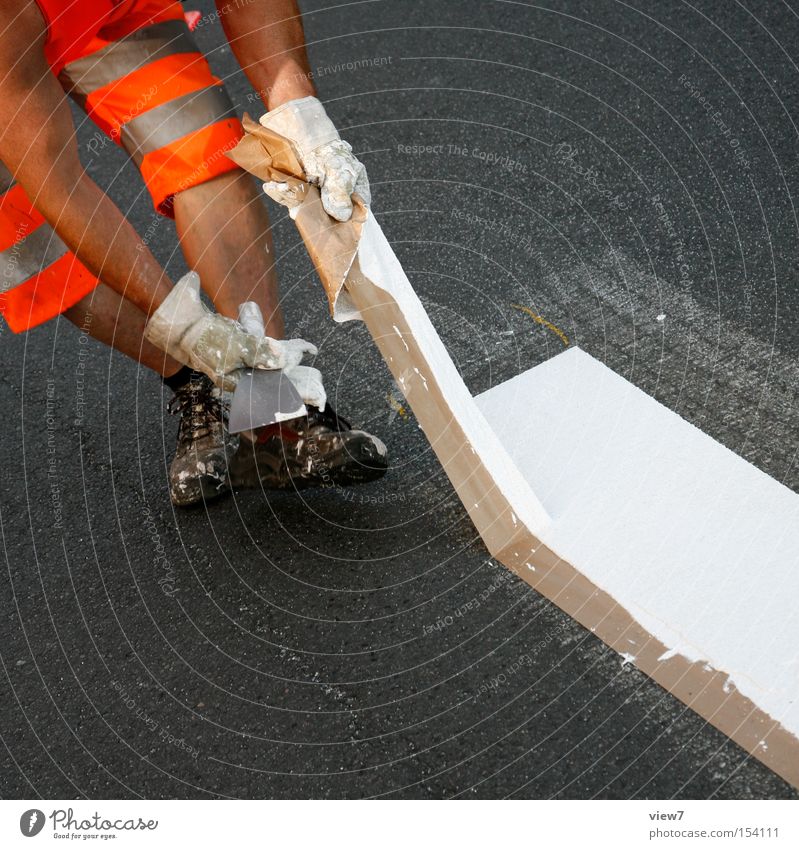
259 96 370 222
237 302 327 411
284 364 327 411
144 271 316 391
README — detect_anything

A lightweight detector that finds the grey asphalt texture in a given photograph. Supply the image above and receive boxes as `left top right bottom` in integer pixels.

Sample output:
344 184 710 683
1 0 798 799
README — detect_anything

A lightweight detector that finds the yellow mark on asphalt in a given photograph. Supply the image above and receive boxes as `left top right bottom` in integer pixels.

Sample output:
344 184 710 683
387 392 408 419
511 304 570 347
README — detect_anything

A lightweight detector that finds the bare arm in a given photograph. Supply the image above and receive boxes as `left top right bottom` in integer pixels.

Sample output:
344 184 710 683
217 0 316 110
218 0 371 222
0 1 173 316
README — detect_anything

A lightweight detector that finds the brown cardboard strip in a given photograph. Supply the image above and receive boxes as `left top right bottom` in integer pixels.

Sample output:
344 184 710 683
349 262 799 791
229 115 365 318
227 124 799 791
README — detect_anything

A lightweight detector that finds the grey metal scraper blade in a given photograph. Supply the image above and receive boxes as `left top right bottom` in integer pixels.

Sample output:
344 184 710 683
228 369 306 433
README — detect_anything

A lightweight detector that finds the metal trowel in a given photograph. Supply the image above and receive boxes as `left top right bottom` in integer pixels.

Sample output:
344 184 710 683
227 302 306 435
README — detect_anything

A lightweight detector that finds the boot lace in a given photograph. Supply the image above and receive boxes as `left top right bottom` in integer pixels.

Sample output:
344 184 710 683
168 376 226 442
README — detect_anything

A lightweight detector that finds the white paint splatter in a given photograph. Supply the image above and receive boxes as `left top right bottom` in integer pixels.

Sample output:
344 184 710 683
392 324 409 352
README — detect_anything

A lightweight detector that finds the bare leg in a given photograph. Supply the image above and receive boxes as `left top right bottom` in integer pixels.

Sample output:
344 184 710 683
173 169 285 338
63 283 183 377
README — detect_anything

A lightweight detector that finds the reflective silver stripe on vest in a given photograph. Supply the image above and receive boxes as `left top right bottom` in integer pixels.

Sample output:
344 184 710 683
119 84 237 165
58 19 200 99
0 161 16 194
0 225 69 292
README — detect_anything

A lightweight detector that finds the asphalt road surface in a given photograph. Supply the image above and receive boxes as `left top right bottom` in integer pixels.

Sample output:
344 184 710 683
2 0 798 799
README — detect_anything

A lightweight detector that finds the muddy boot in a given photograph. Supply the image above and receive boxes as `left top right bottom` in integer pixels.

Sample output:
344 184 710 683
227 404 388 491
167 372 233 507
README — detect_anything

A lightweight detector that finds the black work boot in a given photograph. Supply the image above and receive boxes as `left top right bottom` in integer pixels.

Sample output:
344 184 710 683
227 404 388 491
167 372 233 507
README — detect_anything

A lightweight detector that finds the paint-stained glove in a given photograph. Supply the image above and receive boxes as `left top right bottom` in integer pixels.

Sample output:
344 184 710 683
237 302 327 411
144 271 316 391
283 364 326 411
259 96 370 222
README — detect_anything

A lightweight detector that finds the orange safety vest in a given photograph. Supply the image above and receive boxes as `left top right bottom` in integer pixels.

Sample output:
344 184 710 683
0 0 242 332
36 1 142 73
0 162 98 333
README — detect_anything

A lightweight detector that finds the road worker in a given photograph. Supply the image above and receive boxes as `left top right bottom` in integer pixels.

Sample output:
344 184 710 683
0 0 387 506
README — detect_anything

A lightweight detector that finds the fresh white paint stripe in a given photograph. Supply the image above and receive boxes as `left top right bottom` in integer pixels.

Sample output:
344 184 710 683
356 211 552 535
476 346 799 741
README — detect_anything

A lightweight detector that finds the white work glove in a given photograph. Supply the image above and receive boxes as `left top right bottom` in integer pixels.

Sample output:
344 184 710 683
144 271 316 391
259 96 370 222
284 364 326 411
238 302 327 411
